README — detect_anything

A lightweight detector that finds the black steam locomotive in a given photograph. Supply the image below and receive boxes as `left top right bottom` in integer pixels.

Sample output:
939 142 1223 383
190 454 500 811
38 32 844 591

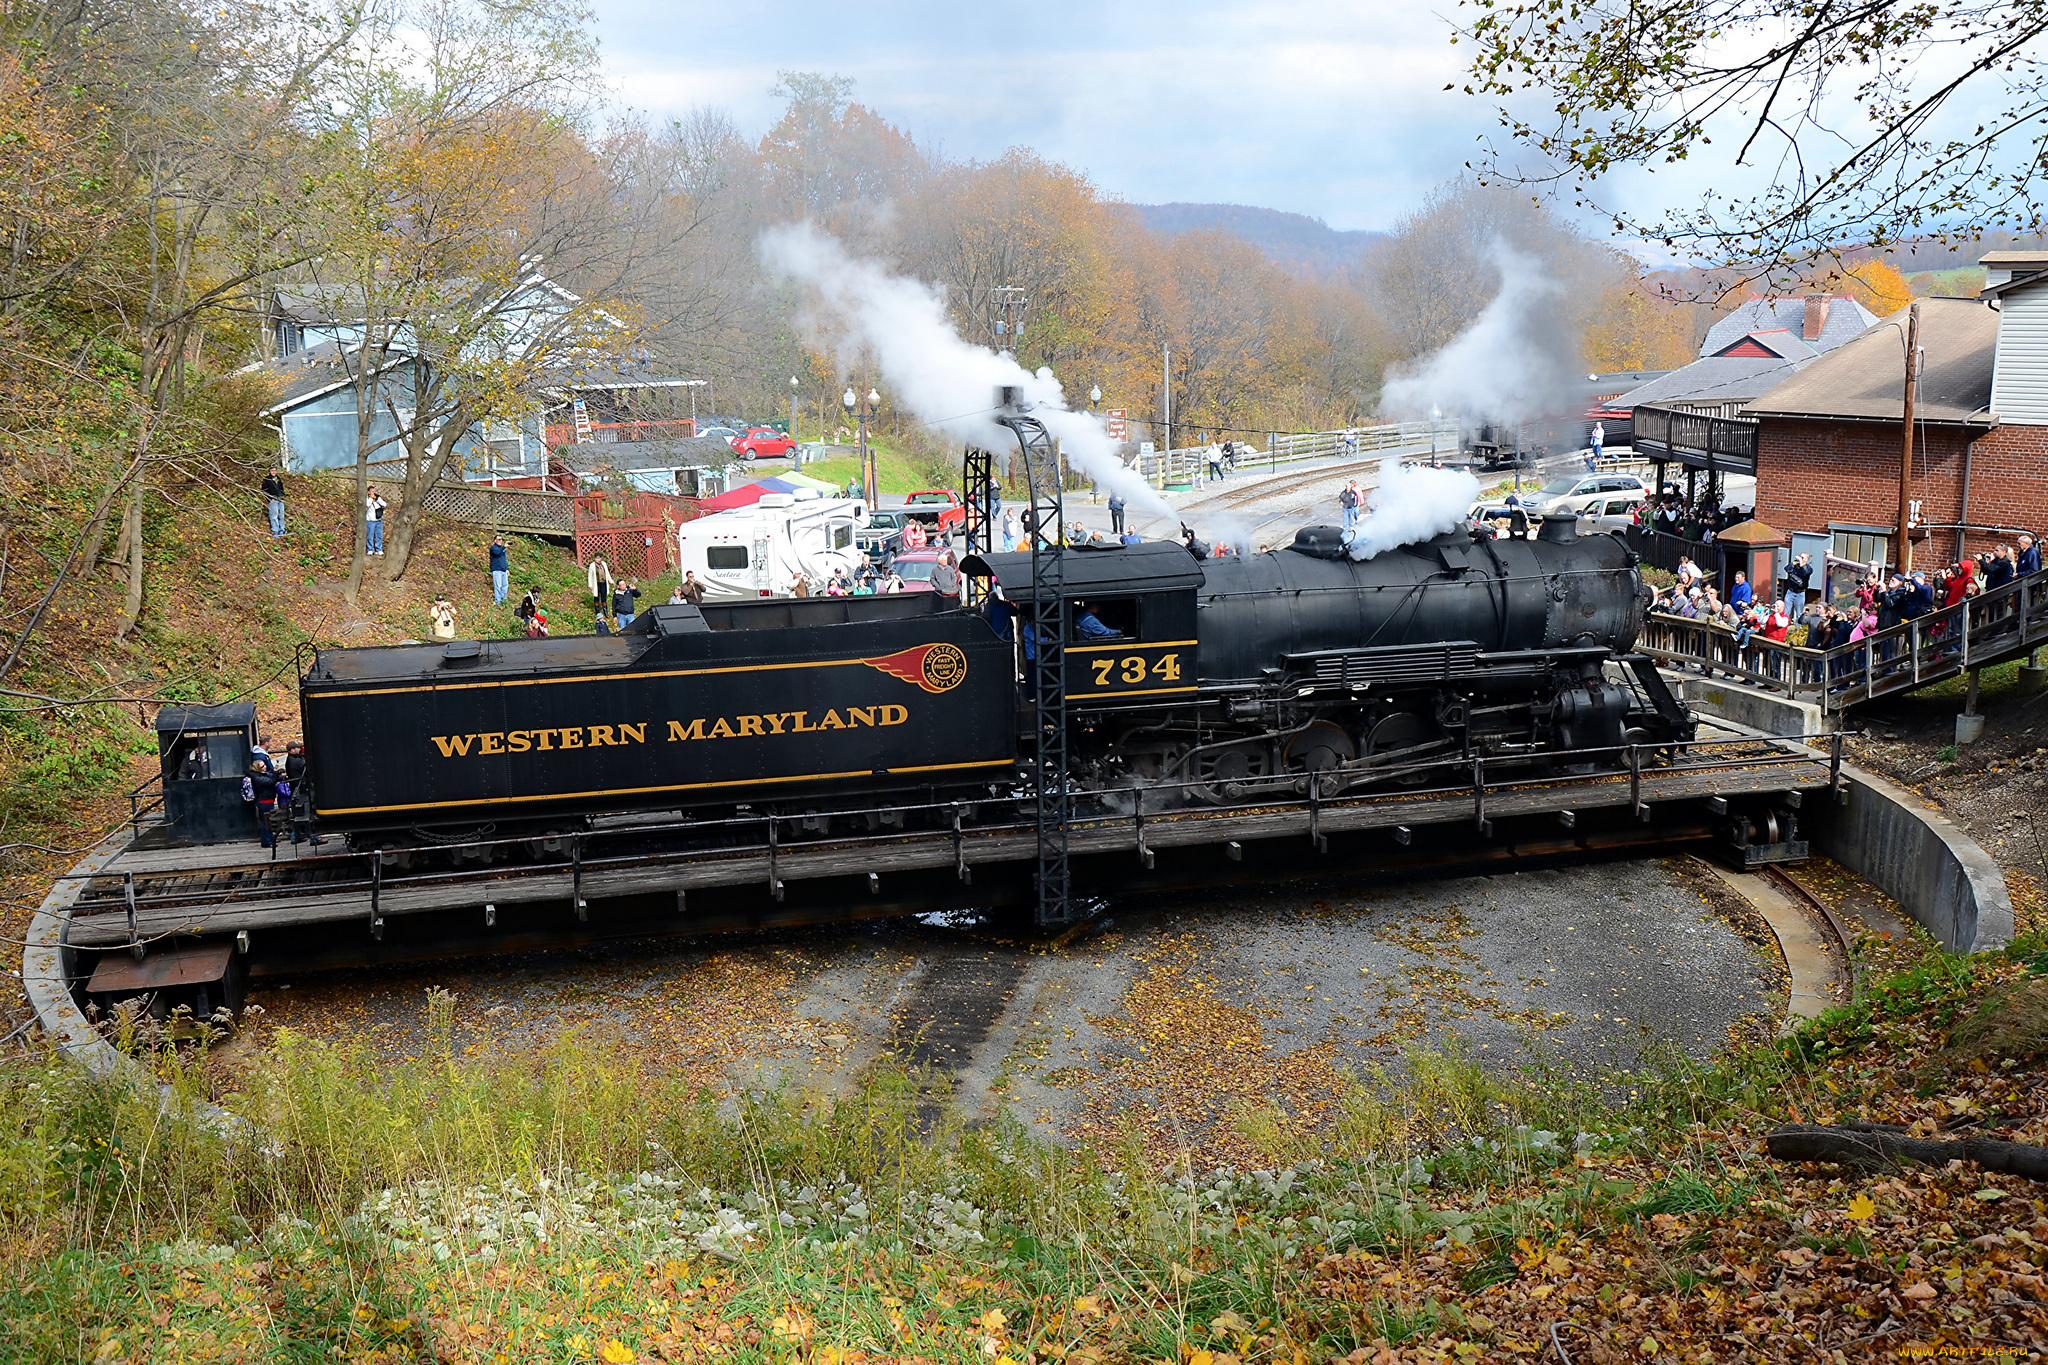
286 513 1690 845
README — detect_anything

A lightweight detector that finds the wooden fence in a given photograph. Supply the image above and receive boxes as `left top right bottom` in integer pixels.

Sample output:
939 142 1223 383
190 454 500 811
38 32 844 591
573 490 699 578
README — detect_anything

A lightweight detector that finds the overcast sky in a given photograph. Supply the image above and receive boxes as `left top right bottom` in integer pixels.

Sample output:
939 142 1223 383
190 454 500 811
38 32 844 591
592 0 1542 232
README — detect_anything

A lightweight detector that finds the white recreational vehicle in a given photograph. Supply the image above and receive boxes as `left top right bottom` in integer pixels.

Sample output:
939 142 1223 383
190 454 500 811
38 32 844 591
675 492 869 600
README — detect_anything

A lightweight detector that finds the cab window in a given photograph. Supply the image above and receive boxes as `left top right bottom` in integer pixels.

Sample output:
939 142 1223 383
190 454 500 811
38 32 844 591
1072 597 1139 641
706 546 748 570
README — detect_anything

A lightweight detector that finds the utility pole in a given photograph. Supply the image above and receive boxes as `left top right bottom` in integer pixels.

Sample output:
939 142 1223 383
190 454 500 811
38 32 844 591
1161 345 1172 489
1898 301 1922 574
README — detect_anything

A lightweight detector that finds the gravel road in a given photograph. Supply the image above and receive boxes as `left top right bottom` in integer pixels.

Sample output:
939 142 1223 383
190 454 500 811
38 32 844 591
220 855 1785 1160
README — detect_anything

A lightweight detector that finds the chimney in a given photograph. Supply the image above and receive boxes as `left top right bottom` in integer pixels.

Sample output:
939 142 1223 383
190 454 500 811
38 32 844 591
1802 295 1831 341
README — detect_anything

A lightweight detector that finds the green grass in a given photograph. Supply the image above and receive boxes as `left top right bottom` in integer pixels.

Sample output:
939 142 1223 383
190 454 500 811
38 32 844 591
1906 266 1984 297
0 930 2033 1362
0 707 155 829
788 437 961 498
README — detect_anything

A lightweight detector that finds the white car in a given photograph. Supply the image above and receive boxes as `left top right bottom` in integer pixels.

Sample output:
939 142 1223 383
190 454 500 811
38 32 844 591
1522 473 1648 516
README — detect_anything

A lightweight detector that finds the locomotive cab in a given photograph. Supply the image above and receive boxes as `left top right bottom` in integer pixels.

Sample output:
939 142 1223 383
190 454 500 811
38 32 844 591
961 541 1204 706
155 702 262 846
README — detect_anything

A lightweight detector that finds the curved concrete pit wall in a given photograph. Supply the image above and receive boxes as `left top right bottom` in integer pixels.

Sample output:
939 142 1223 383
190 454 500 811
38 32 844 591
23 827 141 1078
1805 763 2014 954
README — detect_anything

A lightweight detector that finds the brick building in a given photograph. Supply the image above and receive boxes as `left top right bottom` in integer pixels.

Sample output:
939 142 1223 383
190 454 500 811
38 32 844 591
1741 279 2048 580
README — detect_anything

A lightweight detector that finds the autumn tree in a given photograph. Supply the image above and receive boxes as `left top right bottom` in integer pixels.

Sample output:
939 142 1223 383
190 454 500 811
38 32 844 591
1840 260 1917 319
1459 0 2048 284
298 0 669 591
0 0 357 655
759 71 925 233
1585 269 1700 373
899 151 1128 402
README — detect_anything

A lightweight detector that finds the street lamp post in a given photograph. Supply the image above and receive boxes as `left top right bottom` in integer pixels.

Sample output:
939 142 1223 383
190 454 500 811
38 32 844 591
1089 385 1101 411
789 376 800 467
843 386 880 506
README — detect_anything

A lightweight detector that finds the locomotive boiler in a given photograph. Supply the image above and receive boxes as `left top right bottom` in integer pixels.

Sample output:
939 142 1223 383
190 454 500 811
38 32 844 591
965 514 1691 802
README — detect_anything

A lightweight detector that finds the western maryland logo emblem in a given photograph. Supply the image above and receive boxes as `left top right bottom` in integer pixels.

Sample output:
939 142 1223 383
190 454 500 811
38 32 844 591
862 643 969 694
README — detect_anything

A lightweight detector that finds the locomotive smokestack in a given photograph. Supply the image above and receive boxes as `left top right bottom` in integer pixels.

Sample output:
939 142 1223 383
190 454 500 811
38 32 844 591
995 385 1025 413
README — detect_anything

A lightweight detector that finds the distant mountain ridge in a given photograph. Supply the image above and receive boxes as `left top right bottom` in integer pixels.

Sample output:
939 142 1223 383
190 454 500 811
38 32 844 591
1133 203 1381 277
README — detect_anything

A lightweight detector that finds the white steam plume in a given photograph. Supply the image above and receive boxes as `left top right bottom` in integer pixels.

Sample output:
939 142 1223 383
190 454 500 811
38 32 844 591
1345 457 1480 561
1379 239 1580 427
759 224 1170 522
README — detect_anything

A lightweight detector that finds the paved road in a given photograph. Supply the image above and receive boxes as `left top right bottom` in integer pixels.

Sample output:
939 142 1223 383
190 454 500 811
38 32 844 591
1050 445 1588 550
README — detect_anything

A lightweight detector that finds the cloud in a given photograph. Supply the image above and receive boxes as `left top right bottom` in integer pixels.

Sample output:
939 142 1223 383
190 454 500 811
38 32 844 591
592 0 1480 230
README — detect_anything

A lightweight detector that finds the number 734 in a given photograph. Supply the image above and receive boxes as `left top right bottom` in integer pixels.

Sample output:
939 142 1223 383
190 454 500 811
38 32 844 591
1092 653 1182 685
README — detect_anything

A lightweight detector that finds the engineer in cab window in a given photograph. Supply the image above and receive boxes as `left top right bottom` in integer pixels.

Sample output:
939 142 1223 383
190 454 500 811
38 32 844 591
1074 603 1122 640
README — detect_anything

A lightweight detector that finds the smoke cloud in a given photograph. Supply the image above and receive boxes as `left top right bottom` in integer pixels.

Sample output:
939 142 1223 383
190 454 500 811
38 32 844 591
1345 456 1480 561
1378 240 1581 428
758 223 1170 521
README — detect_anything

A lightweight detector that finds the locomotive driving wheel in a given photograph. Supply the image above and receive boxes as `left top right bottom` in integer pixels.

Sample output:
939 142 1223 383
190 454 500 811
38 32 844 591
1188 742 1273 805
1359 712 1434 787
1284 721 1355 796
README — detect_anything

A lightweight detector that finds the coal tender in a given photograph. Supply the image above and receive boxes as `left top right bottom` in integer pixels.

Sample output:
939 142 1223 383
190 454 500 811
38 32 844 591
299 594 1015 836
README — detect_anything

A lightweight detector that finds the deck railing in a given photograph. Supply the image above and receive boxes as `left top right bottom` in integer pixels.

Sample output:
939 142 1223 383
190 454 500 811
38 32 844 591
1130 419 1461 486
1640 567 2048 710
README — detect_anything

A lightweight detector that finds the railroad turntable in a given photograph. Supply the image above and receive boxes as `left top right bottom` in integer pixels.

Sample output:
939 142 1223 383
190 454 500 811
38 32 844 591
43 410 1841 1029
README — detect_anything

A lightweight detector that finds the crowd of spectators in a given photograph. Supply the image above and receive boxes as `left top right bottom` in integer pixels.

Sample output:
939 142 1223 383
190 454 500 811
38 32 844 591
1647 533 2043 687
1635 494 1749 543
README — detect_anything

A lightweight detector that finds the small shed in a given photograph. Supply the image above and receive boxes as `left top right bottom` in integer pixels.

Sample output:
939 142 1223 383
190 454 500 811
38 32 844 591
1714 519 1789 600
156 703 259 845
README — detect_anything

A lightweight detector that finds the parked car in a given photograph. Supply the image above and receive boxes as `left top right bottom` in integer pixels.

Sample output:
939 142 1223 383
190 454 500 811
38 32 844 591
887 548 962 597
857 509 909 565
1520 472 1647 515
900 489 966 537
734 426 797 460
696 426 741 446
1581 491 1648 524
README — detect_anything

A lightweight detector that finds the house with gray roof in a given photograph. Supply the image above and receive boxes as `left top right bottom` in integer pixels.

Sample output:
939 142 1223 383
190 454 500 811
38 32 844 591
1618 295 1877 421
1699 296 1878 358
253 275 697 484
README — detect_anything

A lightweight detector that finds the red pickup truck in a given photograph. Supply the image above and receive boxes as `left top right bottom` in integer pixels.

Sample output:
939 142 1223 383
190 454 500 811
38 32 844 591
900 489 966 537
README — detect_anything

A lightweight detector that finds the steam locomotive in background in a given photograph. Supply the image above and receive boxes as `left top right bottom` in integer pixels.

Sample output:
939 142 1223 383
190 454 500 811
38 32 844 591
275 511 1692 847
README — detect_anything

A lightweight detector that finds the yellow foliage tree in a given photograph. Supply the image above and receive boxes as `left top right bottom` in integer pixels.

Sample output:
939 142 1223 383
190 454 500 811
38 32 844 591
1842 260 1916 317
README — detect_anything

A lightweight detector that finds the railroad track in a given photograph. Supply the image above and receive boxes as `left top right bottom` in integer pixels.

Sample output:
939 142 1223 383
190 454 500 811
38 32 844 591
1196 456 1384 514
1762 864 1859 1002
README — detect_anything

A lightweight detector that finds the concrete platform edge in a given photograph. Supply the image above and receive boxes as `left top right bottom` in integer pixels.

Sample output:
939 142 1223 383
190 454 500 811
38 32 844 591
1694 859 1843 1029
1676 677 2012 954
1668 670 1825 739
23 827 139 1079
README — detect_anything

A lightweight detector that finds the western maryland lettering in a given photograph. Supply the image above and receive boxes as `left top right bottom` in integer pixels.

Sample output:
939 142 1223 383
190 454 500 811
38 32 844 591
666 705 907 742
428 707 909 759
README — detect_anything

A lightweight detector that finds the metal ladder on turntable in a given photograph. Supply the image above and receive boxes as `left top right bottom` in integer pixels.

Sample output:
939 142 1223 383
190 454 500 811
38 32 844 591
989 395 1073 927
